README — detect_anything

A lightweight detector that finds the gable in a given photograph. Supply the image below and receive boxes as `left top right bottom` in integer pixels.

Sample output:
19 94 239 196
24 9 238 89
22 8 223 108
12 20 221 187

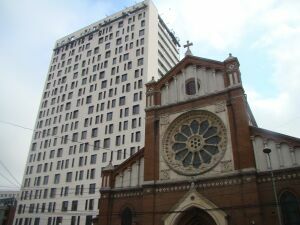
146 54 242 109
160 64 225 105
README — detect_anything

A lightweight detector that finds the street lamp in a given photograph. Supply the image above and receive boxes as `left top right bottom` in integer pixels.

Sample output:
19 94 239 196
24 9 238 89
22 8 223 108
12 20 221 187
263 147 283 225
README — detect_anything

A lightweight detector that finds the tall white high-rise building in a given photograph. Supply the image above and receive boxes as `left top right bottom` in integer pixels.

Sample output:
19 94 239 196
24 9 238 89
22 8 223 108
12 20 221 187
14 1 180 225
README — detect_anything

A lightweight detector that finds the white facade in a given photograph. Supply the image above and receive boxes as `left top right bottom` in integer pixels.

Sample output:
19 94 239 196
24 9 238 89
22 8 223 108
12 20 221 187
14 1 179 225
252 136 300 172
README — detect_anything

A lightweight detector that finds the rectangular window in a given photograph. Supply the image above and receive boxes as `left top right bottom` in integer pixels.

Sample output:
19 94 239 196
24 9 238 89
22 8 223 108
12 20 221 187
123 53 129 61
121 74 127 82
119 96 126 106
102 152 107 162
57 148 63 157
136 131 141 142
103 138 110 148
105 42 110 50
101 80 107 89
54 174 60 184
90 154 97 164
106 112 113 121
89 183 96 194
117 150 122 160
66 172 72 182
115 136 121 146
94 140 100 150
137 58 143 66
50 150 55 158
90 169 95 179
139 29 145 36
91 128 98 138
50 188 56 198
88 106 94 114
81 131 87 140
116 38 122 45
71 200 78 211
132 105 140 115
61 201 68 212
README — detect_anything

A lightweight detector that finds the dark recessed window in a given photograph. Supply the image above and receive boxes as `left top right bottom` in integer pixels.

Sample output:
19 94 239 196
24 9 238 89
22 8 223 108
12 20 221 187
185 79 200 95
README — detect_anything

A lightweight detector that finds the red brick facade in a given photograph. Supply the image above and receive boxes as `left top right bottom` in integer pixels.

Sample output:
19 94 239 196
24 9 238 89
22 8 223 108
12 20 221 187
95 55 300 225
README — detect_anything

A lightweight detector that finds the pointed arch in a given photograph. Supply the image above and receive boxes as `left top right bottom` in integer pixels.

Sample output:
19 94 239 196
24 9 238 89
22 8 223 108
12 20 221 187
175 206 217 225
162 188 227 225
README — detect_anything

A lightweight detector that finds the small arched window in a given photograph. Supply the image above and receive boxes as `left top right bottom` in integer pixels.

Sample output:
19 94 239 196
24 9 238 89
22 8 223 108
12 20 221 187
185 79 200 95
121 207 133 225
280 191 300 225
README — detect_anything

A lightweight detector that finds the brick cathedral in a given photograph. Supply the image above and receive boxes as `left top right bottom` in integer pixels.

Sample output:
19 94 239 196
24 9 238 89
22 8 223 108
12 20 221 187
95 50 300 225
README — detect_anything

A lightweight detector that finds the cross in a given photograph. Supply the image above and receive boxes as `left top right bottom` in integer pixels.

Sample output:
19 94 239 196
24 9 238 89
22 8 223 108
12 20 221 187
184 40 193 56
184 40 193 49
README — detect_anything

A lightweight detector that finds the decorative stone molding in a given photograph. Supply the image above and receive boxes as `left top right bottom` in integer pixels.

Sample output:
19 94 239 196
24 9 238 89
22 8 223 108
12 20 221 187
226 62 239 73
257 171 300 183
215 101 226 113
162 110 227 176
220 160 233 172
160 169 170 180
160 114 170 125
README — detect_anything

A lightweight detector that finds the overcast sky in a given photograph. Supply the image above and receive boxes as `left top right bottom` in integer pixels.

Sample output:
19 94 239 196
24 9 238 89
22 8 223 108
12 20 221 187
0 0 299 190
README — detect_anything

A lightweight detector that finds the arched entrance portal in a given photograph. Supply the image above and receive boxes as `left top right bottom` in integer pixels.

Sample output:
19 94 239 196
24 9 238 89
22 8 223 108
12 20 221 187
175 207 217 225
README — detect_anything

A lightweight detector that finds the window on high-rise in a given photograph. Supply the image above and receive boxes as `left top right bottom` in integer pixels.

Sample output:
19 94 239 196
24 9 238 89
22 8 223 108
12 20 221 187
102 152 107 162
116 136 121 146
50 188 56 198
103 138 110 148
61 201 68 211
116 38 122 45
88 106 94 114
54 174 60 184
106 112 113 121
136 131 141 142
132 105 140 115
66 172 72 182
91 128 98 138
89 183 96 194
117 150 122 160
139 29 144 36
121 74 127 82
71 200 78 211
119 96 126 106
137 58 143 66
90 154 97 164
94 140 100 150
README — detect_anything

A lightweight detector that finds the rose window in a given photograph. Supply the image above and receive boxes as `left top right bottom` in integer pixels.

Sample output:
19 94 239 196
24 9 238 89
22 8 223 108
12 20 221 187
162 110 227 175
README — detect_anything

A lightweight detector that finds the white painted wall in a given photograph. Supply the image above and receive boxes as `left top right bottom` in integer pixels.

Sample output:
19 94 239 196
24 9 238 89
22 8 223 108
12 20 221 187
114 158 144 188
161 65 225 106
252 136 300 172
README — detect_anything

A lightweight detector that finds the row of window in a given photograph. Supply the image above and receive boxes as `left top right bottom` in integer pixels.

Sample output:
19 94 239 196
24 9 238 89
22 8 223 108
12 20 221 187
24 168 96 187
21 183 96 201
15 214 94 225
53 9 145 56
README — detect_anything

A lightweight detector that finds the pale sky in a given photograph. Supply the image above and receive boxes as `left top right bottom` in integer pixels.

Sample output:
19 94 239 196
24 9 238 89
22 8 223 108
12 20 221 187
0 0 300 190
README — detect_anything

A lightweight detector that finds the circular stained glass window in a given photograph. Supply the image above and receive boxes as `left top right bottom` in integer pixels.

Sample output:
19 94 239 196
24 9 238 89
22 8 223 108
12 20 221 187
162 110 227 176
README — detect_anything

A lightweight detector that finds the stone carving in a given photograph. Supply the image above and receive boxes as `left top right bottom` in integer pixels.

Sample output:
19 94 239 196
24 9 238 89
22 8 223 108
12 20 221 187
160 169 170 180
215 101 226 113
160 114 169 125
226 62 238 73
220 160 233 172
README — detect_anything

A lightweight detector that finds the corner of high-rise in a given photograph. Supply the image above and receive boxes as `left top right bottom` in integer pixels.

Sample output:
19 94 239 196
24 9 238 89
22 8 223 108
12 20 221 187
14 0 180 225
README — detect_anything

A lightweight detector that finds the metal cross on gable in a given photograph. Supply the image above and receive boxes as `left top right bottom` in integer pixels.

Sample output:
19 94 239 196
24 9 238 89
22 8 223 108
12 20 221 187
184 40 193 49
184 40 193 56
